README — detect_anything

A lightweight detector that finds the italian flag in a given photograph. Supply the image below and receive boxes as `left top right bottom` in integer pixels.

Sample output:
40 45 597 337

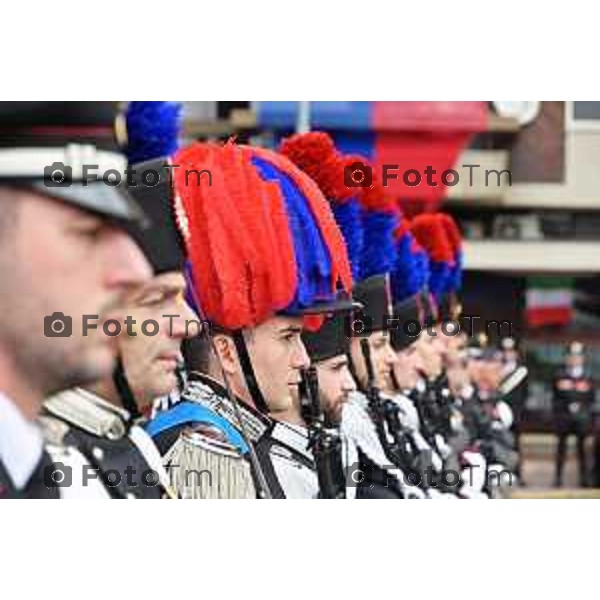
525 276 574 328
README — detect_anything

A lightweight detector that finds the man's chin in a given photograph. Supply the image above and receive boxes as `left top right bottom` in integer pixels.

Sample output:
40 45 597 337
152 371 179 399
83 347 118 380
330 410 343 425
47 348 116 395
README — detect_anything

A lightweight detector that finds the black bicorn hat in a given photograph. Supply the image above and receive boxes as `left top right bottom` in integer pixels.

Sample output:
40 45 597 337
124 156 185 274
389 295 422 352
121 102 186 275
352 274 393 333
0 101 145 225
302 311 353 363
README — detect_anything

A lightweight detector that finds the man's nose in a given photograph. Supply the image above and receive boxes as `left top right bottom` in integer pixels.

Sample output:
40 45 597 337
384 343 397 367
413 354 425 372
292 338 311 369
105 231 153 291
170 299 199 340
343 368 357 393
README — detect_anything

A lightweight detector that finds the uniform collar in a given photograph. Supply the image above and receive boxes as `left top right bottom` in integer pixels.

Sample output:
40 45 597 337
0 392 43 489
270 420 313 462
186 373 312 461
78 387 132 420
185 372 271 443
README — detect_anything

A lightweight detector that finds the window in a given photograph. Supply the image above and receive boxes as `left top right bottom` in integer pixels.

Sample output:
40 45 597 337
567 101 600 131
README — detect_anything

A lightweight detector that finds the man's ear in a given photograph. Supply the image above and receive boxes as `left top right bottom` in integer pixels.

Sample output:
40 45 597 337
212 334 238 376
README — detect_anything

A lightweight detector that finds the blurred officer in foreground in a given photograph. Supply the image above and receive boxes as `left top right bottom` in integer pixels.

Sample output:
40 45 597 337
0 102 152 498
41 102 195 498
553 341 595 487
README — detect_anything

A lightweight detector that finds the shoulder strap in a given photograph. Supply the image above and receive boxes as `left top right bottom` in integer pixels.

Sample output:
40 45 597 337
44 392 127 440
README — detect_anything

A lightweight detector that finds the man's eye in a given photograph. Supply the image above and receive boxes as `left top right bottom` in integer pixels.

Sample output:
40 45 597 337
79 226 104 240
139 293 166 306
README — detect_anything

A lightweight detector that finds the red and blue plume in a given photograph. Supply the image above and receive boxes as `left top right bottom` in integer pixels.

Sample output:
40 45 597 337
438 213 463 293
279 131 363 281
124 101 183 164
173 142 351 330
250 147 351 314
410 213 455 301
330 199 364 282
391 218 423 303
347 154 400 281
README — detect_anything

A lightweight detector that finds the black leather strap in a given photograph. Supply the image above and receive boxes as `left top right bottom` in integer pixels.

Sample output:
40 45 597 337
113 357 141 419
233 331 270 415
253 435 286 499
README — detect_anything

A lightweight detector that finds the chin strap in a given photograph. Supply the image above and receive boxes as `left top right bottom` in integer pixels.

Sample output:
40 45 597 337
390 369 401 394
112 357 141 420
232 331 270 415
345 347 365 395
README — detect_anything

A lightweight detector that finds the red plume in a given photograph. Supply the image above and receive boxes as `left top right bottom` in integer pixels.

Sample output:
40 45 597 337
173 142 297 330
410 213 454 263
438 213 463 256
279 131 353 203
393 213 410 240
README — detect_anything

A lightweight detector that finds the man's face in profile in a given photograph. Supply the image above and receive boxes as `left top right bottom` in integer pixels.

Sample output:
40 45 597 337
0 187 152 398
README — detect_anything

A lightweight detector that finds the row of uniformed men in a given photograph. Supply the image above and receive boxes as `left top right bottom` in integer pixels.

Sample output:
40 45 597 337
0 102 520 499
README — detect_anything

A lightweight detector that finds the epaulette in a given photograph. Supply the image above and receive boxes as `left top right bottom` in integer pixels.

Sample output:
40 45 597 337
44 389 128 440
184 380 269 443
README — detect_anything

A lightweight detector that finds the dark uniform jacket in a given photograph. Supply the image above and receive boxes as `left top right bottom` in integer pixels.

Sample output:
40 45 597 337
41 388 174 499
552 367 595 432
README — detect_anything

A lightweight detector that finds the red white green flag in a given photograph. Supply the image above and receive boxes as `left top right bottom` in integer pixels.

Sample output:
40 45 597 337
525 276 574 328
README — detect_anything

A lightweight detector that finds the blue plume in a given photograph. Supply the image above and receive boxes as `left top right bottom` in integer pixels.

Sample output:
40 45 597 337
446 251 463 292
360 209 398 281
391 231 421 304
251 155 335 313
413 247 430 292
331 198 363 282
428 261 451 301
125 101 183 164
